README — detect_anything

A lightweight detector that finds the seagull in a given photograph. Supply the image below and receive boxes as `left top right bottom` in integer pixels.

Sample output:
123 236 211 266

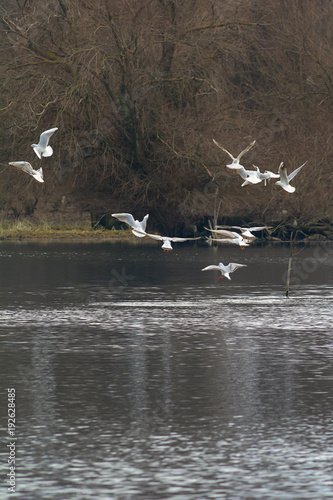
202 262 247 280
212 139 256 172
237 166 262 186
237 165 280 187
275 161 307 193
31 127 58 159
111 213 149 237
8 161 44 183
144 232 201 251
253 165 280 185
205 228 250 249
230 226 272 242
238 165 280 187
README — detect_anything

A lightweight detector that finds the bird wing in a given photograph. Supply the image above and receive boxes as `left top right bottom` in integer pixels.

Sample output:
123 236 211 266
144 232 164 241
132 229 146 238
205 228 239 238
170 236 201 242
212 139 234 160
254 166 277 181
221 230 240 238
31 146 42 159
31 167 44 183
202 265 221 272
257 171 269 180
9 161 33 175
248 226 269 232
288 161 307 182
264 170 280 179
111 213 136 228
231 227 253 239
228 263 247 273
278 162 288 184
140 214 149 231
38 127 58 148
236 140 256 161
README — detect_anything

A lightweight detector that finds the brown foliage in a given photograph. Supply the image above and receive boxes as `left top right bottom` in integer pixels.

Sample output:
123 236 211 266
0 0 332 231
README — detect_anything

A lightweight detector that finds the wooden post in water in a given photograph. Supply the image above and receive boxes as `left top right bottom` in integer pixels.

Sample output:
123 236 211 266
285 231 294 298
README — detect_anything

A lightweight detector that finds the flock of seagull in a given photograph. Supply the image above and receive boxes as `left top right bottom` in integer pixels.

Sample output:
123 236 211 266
111 139 306 280
8 127 58 184
111 212 271 280
212 139 307 193
8 130 306 282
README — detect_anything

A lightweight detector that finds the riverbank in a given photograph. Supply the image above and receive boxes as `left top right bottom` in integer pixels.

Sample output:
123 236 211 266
0 220 137 241
0 219 332 243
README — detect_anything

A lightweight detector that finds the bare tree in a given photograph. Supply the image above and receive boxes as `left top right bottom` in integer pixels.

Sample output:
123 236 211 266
0 0 332 229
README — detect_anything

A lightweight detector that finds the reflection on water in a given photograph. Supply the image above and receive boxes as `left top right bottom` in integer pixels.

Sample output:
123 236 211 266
1 242 333 499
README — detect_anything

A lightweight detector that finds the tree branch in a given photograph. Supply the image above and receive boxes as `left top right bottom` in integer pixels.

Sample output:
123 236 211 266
184 21 259 34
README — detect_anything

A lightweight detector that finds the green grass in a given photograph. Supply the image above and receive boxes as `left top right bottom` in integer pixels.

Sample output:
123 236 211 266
0 220 136 241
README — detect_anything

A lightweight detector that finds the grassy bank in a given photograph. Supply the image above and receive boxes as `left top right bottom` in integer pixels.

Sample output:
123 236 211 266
0 220 136 241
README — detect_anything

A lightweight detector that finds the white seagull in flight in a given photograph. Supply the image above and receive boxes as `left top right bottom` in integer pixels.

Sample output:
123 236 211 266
230 226 272 242
31 127 58 159
205 228 250 249
237 166 279 187
213 139 256 172
111 212 149 237
202 262 247 280
275 161 307 193
252 165 280 185
8 161 44 183
237 166 262 186
144 233 201 251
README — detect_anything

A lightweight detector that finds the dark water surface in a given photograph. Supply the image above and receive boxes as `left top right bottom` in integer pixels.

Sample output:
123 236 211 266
1 241 333 500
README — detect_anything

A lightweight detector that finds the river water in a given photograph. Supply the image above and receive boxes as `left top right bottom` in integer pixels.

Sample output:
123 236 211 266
1 240 333 500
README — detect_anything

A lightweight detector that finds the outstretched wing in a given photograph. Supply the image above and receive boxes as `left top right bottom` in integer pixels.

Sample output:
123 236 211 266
112 213 136 228
264 170 280 179
9 161 33 175
140 214 149 232
228 263 247 273
132 229 146 238
236 140 256 161
212 139 234 160
205 228 239 239
202 265 221 272
171 236 201 242
288 161 307 182
31 167 44 183
248 226 270 232
38 127 58 148
144 232 164 242
278 162 288 184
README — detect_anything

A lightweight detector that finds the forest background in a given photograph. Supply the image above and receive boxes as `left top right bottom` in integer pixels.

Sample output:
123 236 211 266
0 0 332 236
